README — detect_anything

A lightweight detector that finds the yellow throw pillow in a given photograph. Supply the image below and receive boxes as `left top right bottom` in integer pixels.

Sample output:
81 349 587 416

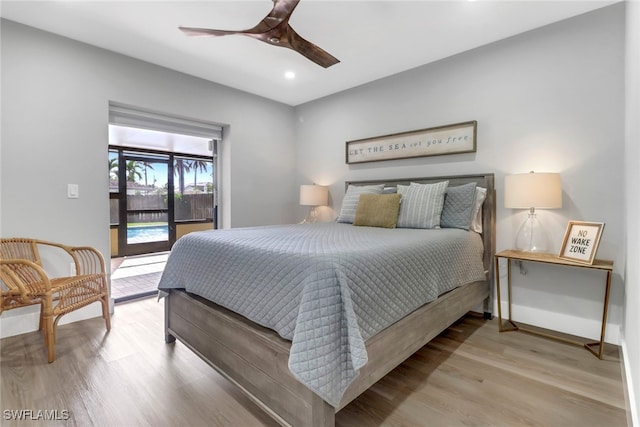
353 193 402 228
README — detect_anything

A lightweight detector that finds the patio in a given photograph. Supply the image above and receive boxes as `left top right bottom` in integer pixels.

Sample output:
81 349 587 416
110 252 168 302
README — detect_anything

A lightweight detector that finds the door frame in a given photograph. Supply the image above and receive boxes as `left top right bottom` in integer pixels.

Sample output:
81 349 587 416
120 150 174 256
117 150 175 256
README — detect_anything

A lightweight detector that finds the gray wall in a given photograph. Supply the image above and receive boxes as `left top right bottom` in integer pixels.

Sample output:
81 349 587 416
0 19 297 335
624 1 640 424
294 5 626 343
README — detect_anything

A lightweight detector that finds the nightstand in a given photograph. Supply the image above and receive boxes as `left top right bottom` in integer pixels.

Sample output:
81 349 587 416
494 250 613 359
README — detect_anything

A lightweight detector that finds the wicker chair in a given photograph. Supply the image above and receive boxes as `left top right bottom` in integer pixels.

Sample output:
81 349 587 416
0 238 111 362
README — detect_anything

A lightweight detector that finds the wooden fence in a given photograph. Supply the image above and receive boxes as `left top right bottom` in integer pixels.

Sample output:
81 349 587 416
112 193 214 224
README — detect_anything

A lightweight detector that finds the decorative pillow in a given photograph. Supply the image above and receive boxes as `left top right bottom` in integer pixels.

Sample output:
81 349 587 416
397 181 449 229
353 193 402 228
337 184 385 223
440 183 477 230
397 184 409 195
470 187 487 233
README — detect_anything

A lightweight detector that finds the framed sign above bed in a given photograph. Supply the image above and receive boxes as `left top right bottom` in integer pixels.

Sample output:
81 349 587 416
346 120 477 164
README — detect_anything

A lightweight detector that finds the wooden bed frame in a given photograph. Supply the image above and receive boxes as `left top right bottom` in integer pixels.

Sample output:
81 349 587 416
164 173 496 427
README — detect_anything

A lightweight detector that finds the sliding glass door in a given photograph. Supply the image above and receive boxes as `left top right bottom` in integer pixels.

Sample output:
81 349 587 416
122 152 173 256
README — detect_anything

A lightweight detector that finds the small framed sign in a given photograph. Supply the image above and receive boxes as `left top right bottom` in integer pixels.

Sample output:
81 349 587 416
559 221 605 264
345 121 477 164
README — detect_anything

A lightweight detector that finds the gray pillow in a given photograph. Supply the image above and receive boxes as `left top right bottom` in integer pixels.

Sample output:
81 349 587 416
337 184 384 223
397 181 449 229
440 182 477 230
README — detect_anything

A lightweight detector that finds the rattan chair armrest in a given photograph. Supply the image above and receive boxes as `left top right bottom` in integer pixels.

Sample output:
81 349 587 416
34 240 106 276
0 258 52 295
67 246 106 275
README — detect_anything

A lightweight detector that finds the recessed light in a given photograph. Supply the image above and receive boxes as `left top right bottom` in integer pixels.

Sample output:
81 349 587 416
284 71 296 79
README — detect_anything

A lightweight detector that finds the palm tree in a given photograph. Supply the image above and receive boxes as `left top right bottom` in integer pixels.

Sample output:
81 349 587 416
191 160 210 192
108 158 118 181
126 160 143 183
141 161 155 188
174 159 191 195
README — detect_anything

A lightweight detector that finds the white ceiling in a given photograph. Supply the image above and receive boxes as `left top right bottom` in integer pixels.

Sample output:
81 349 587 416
1 0 618 106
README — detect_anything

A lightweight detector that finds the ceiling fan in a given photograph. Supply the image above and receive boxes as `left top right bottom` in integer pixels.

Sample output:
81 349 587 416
179 0 340 68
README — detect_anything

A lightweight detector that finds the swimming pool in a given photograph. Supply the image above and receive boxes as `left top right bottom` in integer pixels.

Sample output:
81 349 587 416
127 225 168 244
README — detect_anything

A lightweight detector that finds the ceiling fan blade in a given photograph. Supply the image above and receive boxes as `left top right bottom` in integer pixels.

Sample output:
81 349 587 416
179 0 339 68
179 27 238 37
249 0 300 34
287 27 339 68
180 0 299 37
267 0 300 24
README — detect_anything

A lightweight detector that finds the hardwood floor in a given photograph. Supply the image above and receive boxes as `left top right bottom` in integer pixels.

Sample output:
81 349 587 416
1 298 628 427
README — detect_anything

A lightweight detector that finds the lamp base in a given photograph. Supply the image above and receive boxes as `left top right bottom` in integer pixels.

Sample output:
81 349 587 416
300 207 319 224
515 212 550 253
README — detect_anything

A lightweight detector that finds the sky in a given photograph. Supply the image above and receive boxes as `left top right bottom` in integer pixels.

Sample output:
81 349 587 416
109 152 213 189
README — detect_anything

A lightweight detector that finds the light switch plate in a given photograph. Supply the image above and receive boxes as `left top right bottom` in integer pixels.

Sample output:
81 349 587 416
67 184 79 198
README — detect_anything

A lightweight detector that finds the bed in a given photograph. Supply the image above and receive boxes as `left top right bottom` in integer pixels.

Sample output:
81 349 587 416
159 173 495 427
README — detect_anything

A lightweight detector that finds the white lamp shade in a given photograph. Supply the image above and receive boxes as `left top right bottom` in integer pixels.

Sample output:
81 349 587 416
300 185 328 206
505 172 562 209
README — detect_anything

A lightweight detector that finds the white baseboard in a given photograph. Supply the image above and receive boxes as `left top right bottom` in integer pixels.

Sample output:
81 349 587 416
621 338 639 427
0 303 104 339
499 302 621 345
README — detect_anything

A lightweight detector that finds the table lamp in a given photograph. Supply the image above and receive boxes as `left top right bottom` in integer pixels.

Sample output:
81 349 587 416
300 184 328 223
505 171 562 252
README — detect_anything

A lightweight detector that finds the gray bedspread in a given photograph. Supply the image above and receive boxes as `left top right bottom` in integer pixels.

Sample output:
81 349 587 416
158 222 485 407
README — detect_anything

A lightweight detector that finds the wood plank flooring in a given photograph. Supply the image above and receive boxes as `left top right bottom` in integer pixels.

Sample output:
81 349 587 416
1 298 628 426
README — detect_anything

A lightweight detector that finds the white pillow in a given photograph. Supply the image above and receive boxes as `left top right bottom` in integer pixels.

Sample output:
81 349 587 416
337 184 385 223
470 187 487 233
397 181 449 229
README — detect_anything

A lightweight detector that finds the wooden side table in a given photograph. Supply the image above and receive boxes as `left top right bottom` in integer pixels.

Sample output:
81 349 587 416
494 250 614 359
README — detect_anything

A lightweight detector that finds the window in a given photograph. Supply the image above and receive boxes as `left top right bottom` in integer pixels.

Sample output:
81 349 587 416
108 103 220 256
174 156 215 222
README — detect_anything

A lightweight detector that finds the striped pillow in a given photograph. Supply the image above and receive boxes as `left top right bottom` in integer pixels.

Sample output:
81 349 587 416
397 181 449 229
337 184 385 223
